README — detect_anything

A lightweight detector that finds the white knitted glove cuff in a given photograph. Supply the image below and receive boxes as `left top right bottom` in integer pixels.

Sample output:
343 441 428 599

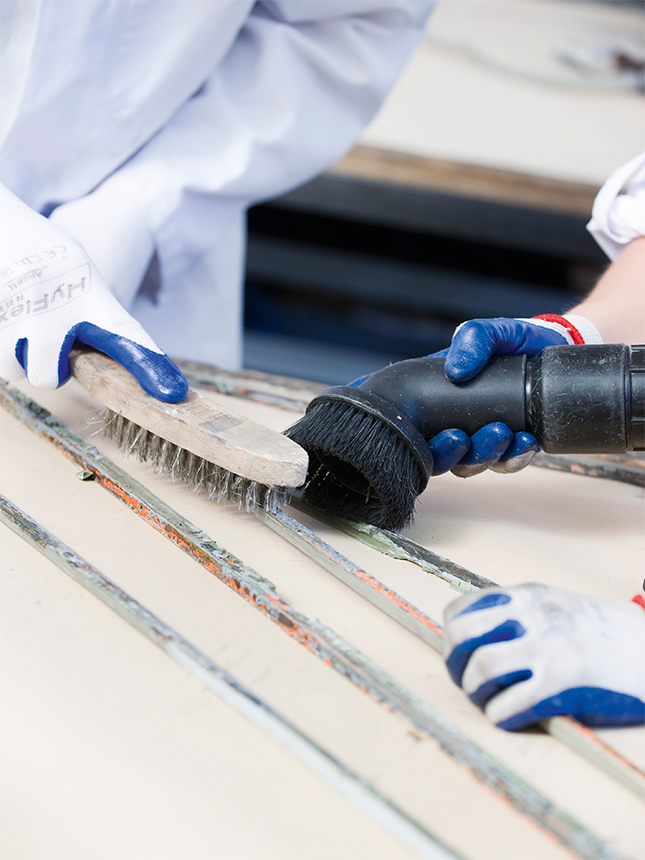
516 314 603 346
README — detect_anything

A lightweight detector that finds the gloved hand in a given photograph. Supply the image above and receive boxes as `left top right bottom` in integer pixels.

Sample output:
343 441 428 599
0 184 187 402
427 315 602 477
443 583 645 730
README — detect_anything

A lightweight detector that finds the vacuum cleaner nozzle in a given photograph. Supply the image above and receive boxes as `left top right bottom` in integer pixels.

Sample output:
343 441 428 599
285 344 644 531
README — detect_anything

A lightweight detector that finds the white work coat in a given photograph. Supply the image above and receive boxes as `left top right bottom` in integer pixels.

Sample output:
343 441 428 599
587 151 645 261
0 0 435 367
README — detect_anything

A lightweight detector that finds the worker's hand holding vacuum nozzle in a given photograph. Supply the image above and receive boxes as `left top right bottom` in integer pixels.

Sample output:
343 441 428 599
443 584 645 730
286 315 632 530
0 183 187 403
429 314 601 478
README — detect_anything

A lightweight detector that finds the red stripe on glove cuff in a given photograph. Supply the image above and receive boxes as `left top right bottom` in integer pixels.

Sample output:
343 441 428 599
533 314 586 345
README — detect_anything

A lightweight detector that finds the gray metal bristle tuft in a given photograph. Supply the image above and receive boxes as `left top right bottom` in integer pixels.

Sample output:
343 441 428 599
103 410 287 512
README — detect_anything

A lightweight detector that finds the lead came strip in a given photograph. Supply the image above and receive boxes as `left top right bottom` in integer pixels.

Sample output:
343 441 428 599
254 505 444 651
0 493 459 860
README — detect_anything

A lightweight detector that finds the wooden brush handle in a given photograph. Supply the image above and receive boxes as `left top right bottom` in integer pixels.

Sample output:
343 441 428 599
69 348 308 487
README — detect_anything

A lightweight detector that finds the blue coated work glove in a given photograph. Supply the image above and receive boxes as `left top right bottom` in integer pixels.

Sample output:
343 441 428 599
443 584 645 731
0 183 187 402
427 315 601 477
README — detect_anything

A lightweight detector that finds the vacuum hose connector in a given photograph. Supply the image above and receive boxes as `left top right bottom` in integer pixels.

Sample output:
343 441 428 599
526 344 644 453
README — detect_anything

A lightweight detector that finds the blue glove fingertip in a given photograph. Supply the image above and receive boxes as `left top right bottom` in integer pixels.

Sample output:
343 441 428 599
454 592 511 618
456 422 514 469
500 432 539 462
16 337 74 388
445 619 526 687
428 428 470 475
497 688 645 732
66 323 189 402
443 320 498 382
15 338 28 373
469 669 532 709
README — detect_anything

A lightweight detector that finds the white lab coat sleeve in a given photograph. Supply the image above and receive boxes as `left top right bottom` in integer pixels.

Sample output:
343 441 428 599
52 1 434 298
109 0 434 203
50 0 435 367
586 152 645 261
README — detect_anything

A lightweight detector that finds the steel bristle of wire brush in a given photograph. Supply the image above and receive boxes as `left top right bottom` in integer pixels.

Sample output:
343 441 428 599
103 410 287 512
285 400 422 531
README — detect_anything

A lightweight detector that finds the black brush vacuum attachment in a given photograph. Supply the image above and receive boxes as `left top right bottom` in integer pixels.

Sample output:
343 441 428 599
285 344 645 531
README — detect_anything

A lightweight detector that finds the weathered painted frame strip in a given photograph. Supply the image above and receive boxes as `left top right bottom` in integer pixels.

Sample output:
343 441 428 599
174 358 324 413
255 505 444 651
0 383 623 859
0 493 459 860
531 452 645 488
289 498 492 595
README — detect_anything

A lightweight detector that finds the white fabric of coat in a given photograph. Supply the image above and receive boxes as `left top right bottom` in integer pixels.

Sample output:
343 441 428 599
587 151 645 261
0 0 435 368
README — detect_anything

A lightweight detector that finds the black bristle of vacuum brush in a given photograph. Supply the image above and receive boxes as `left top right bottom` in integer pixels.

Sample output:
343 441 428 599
285 401 422 531
103 410 287 512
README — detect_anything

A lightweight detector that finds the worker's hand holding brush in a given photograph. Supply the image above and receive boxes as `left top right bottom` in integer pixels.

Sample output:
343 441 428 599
0 183 188 402
429 313 601 477
442 583 645 730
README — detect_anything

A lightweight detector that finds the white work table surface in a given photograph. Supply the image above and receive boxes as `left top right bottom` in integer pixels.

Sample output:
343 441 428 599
331 0 644 217
364 0 643 185
1 374 644 860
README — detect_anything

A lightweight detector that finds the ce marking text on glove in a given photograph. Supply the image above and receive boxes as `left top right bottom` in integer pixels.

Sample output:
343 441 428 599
0 262 91 329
